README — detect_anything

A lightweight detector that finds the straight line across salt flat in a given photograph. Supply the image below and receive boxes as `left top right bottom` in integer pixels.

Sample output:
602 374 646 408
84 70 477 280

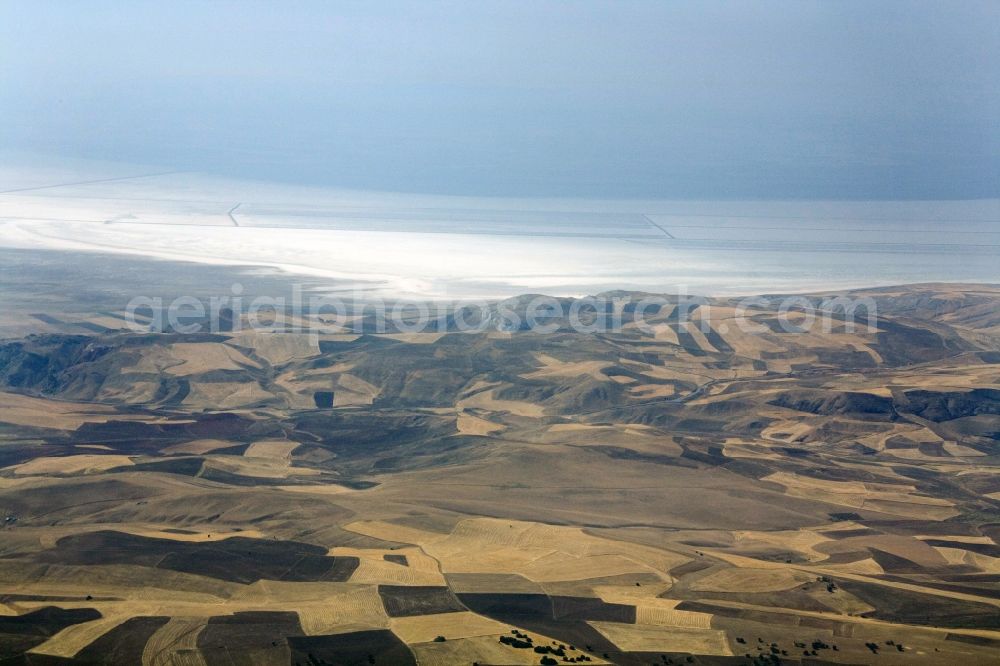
0 171 182 195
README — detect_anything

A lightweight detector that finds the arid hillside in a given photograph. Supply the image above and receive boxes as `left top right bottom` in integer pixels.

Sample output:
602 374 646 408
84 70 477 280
0 284 998 665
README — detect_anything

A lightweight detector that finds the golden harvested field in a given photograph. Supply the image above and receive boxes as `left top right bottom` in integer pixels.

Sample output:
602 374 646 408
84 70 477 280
226 332 320 365
164 343 261 376
11 454 134 476
29 612 131 658
389 611 508 643
455 411 504 435
590 622 733 655
0 391 122 429
456 386 546 417
142 617 208 666
243 439 299 460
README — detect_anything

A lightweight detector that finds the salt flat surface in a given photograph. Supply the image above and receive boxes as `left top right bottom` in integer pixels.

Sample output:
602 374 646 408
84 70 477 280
1 165 998 299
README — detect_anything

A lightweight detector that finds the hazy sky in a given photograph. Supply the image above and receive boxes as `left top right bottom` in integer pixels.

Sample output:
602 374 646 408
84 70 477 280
2 1 997 199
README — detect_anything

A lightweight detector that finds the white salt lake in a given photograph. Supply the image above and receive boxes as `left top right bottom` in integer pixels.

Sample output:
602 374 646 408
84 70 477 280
1 162 998 300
